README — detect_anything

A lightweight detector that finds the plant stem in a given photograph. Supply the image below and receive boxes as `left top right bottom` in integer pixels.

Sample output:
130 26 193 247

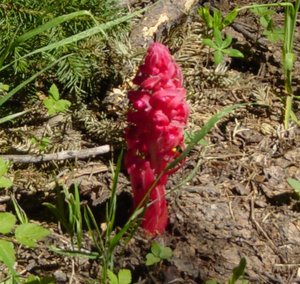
283 0 299 128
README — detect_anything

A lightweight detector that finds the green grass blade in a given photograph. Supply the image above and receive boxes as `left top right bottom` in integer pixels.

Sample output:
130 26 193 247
0 11 97 68
15 11 98 45
1 7 147 72
167 104 244 171
106 150 123 237
0 109 31 124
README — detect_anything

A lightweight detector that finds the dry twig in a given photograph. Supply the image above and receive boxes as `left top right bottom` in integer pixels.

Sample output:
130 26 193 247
0 145 110 163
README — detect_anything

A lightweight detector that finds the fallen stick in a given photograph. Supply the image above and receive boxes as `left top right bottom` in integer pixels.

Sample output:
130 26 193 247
0 145 110 163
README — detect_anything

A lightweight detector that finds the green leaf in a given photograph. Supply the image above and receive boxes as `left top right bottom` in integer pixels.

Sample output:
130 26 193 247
0 158 9 176
0 83 9 91
43 97 56 115
264 28 284 42
198 7 214 29
0 176 13 189
43 97 71 115
151 241 161 256
0 240 16 276
223 9 238 27
202 38 218 50
55 99 71 112
49 84 60 101
287 178 300 195
229 257 247 284
107 270 118 284
145 253 160 266
213 10 223 30
222 35 232 49
214 50 223 65
15 223 50 247
158 246 172 259
118 269 132 284
260 16 269 28
213 28 223 46
223 48 244 58
0 213 16 234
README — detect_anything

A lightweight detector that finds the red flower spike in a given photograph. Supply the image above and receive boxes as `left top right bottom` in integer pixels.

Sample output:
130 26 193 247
125 42 189 236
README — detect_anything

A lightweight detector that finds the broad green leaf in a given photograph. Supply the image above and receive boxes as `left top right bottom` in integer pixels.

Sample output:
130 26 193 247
223 48 244 58
0 240 16 276
223 9 238 27
49 84 60 101
15 223 50 247
151 241 161 256
43 98 56 115
158 246 172 259
107 270 118 284
214 50 223 65
0 213 16 234
260 16 269 28
43 98 70 115
0 83 9 91
118 269 132 284
287 178 300 194
222 35 232 49
0 176 13 189
229 257 247 284
0 158 9 176
145 253 160 266
202 38 218 50
55 99 71 112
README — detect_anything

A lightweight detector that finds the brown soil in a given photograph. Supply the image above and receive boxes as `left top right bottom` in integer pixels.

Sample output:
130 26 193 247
1 0 300 283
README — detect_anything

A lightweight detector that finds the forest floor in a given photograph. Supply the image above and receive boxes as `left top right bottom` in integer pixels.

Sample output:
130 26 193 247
1 0 300 283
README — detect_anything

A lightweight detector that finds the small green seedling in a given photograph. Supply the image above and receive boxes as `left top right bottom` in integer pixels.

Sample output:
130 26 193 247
31 136 51 152
0 212 50 281
44 184 83 250
250 6 284 42
145 241 172 266
287 178 300 197
198 6 238 32
0 82 9 94
202 28 244 65
107 269 132 284
43 83 71 115
0 158 13 189
205 257 248 284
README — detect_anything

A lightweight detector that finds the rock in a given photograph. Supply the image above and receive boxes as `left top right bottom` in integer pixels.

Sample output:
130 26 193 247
54 270 67 283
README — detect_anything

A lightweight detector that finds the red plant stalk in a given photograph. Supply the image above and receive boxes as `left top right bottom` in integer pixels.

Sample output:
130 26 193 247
125 42 189 235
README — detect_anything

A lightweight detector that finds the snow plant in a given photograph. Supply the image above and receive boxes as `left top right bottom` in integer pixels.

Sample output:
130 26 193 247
125 42 189 235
